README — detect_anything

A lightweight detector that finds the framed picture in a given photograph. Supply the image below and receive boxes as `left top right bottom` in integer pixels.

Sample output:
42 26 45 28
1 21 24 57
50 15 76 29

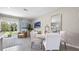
34 21 41 28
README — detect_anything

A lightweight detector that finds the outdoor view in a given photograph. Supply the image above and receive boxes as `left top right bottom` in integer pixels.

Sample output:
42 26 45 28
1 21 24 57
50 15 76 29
1 21 17 37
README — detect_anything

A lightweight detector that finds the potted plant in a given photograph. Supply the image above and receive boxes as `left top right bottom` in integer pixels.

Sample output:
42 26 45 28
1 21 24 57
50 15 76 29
27 24 33 37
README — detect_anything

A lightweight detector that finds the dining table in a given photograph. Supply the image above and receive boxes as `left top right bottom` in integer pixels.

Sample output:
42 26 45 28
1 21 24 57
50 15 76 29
35 33 45 50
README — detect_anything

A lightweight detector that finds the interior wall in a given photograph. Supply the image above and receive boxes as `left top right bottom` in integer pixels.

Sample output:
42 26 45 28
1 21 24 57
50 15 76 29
62 8 79 33
33 8 79 33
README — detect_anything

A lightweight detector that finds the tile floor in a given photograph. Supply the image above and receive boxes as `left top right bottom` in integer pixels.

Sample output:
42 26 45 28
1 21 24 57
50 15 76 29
2 37 79 51
3 37 42 51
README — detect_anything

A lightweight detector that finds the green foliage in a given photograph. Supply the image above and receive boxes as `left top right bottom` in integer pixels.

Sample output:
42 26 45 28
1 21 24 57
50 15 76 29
27 24 33 32
1 21 17 37
1 22 9 31
11 23 17 31
1 22 17 32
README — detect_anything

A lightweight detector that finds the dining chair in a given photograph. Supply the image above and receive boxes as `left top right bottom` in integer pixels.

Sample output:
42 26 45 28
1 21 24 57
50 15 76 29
43 33 60 51
30 30 42 49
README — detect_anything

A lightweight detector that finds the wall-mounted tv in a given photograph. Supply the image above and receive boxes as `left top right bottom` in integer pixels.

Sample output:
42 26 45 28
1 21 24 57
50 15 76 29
34 22 41 28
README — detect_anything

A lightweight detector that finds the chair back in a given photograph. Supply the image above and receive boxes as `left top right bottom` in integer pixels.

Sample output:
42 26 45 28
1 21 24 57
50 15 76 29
45 33 60 50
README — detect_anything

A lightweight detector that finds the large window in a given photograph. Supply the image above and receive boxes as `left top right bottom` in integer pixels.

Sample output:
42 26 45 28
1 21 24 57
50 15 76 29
1 22 17 32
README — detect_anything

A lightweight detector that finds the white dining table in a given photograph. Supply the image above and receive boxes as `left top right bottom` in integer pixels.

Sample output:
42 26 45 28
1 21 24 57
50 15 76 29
36 34 45 39
35 34 46 50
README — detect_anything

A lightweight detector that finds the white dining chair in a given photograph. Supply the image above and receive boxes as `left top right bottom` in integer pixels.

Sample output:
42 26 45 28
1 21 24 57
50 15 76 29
43 33 60 51
30 30 42 49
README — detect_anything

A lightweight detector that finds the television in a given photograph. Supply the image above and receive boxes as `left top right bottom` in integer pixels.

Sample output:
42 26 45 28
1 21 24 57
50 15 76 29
34 22 41 28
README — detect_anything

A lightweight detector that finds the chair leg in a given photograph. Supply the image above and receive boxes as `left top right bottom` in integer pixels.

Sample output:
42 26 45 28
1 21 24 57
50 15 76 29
60 41 67 51
42 44 45 51
41 41 45 51
31 42 33 48
41 42 42 49
64 42 67 50
59 42 62 51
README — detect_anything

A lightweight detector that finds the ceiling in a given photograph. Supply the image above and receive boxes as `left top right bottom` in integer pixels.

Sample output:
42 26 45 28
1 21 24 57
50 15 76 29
0 7 58 19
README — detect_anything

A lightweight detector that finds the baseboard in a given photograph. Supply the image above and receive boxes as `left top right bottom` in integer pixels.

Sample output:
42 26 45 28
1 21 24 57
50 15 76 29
66 43 79 49
62 43 79 49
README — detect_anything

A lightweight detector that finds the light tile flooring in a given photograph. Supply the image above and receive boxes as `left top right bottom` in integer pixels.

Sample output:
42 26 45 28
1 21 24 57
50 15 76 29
2 37 79 51
3 37 42 51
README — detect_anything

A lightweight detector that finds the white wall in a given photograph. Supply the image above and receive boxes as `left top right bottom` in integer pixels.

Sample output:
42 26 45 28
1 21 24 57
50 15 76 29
33 8 79 33
62 8 79 33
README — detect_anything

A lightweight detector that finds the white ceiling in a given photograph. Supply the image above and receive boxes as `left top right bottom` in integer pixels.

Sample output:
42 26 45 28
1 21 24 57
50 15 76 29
0 7 58 19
